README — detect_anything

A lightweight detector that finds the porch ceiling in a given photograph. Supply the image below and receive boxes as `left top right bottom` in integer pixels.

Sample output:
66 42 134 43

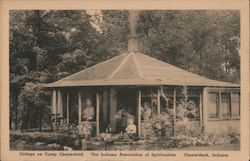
45 52 239 88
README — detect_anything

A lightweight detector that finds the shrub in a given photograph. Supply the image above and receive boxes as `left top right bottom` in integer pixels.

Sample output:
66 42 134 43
227 127 240 144
10 131 76 148
166 127 240 149
167 135 208 148
143 115 240 149
147 113 173 138
78 121 93 139
96 133 119 150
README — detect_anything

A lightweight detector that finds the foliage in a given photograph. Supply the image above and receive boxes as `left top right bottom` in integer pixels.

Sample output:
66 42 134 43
17 82 50 131
147 113 173 137
153 125 240 149
138 11 240 83
143 109 240 149
99 133 117 144
10 131 76 148
167 135 208 148
57 123 79 138
10 10 240 131
197 128 240 146
78 121 94 138
176 86 200 119
142 113 174 146
97 133 118 150
57 122 94 146
56 122 93 149
227 128 240 144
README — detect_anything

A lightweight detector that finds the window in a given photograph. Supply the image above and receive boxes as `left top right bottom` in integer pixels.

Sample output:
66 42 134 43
141 89 158 121
231 93 240 118
186 97 200 119
208 93 219 118
221 93 231 118
160 87 201 120
208 91 240 120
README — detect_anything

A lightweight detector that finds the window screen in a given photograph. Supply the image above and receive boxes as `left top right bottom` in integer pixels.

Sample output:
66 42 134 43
231 92 240 118
208 92 219 118
221 93 231 118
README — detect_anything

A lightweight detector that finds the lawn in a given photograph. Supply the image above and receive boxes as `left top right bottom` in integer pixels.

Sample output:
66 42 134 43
10 139 240 151
10 128 240 151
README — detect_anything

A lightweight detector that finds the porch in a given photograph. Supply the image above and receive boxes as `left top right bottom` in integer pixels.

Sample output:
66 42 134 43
50 86 204 137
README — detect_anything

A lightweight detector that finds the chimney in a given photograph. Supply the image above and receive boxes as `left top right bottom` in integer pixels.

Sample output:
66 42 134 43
128 34 138 52
128 10 139 52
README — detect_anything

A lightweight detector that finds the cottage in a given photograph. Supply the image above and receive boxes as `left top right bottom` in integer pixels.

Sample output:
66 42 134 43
45 34 240 137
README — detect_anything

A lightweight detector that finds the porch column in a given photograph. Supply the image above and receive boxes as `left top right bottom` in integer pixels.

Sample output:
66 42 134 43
96 92 100 136
52 89 57 114
57 89 63 118
102 91 108 132
230 92 233 118
202 87 208 133
173 88 176 137
157 89 161 115
66 92 69 124
199 93 203 126
138 90 142 137
109 88 117 133
52 89 57 125
78 91 82 125
218 92 222 118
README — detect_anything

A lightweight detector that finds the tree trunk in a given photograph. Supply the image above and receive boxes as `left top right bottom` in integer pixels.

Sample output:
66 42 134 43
25 101 30 131
26 109 29 131
39 108 42 132
21 112 24 132
9 116 12 130
15 94 18 130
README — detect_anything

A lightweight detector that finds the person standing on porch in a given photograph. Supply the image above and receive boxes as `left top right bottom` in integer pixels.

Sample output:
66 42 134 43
141 101 152 122
82 98 95 121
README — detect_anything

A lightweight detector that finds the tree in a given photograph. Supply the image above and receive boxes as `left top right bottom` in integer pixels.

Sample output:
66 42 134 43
9 10 240 131
18 82 50 131
137 10 240 83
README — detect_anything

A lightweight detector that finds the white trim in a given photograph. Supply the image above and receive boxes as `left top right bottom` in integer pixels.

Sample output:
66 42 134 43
78 92 82 125
66 92 69 124
173 88 176 136
132 52 144 79
138 90 141 137
199 93 203 126
108 53 131 79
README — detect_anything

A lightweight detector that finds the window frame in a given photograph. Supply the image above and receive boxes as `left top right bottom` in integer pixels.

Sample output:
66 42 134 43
161 87 202 121
231 92 240 119
207 88 240 121
208 92 220 119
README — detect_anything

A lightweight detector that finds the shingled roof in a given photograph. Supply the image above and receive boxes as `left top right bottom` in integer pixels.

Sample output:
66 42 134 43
46 52 239 87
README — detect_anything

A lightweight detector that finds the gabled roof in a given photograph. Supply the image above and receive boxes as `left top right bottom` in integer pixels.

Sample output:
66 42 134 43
46 52 239 87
